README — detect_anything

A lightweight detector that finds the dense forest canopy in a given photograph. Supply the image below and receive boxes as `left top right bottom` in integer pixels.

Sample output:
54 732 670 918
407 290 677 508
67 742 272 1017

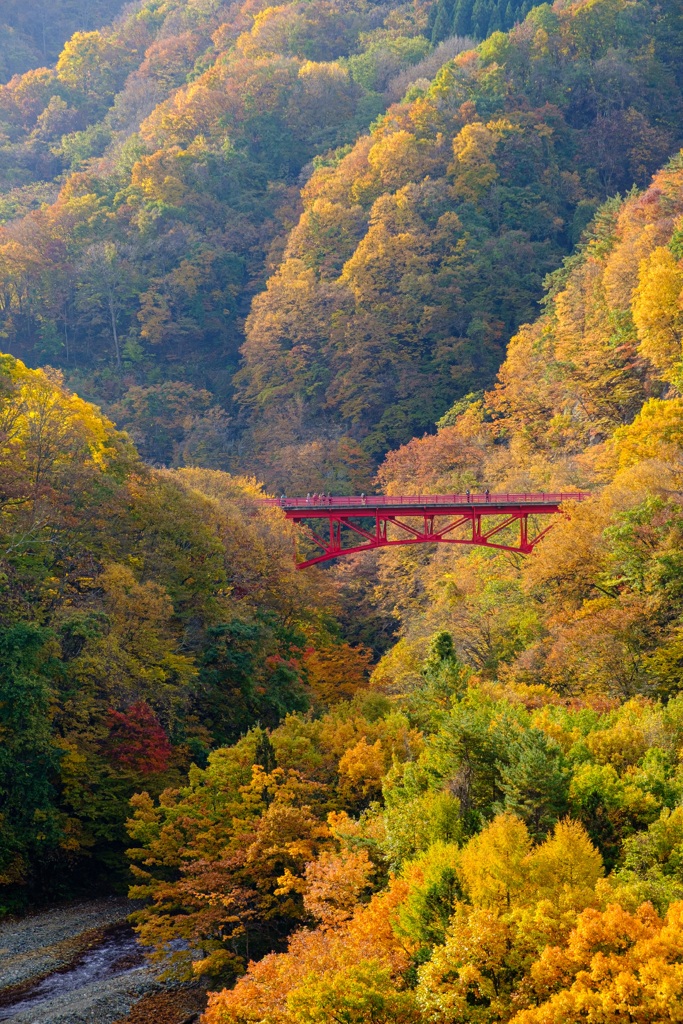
375 150 683 696
0 0 466 488
0 352 373 903
3 0 683 1021
0 0 681 490
238 0 683 476
113 145 683 1023
427 0 542 42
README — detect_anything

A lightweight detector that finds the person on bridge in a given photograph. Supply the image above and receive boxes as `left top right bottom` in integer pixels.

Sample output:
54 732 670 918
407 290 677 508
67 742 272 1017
361 492 366 505
466 489 470 503
485 489 490 502
280 493 286 506
306 493 311 504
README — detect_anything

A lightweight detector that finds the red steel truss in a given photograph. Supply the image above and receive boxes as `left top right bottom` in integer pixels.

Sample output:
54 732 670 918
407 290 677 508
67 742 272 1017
259 492 589 569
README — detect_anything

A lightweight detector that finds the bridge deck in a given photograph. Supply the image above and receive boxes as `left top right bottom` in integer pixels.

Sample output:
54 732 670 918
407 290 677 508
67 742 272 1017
260 491 588 513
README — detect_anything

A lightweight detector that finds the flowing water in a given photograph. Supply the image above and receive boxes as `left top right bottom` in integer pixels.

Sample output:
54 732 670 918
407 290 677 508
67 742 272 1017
0 926 146 1021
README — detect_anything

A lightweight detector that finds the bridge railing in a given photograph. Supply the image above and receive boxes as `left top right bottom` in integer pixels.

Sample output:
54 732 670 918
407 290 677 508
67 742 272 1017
258 492 590 509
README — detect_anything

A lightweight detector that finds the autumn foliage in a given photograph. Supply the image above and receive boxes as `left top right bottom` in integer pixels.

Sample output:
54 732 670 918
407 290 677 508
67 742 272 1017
105 702 173 775
164 56 683 1024
0 355 370 904
3 0 683 1020
0 0 682 489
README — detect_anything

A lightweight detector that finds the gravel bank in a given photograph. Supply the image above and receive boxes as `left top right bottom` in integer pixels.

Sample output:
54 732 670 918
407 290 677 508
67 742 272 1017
0 899 137 991
2 966 160 1024
0 899 163 1024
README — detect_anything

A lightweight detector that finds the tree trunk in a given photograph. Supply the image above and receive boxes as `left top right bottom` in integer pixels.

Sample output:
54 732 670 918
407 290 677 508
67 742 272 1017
108 290 121 370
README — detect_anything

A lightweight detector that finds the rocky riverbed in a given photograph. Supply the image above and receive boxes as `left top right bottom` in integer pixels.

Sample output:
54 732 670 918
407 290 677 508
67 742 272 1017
0 900 205 1024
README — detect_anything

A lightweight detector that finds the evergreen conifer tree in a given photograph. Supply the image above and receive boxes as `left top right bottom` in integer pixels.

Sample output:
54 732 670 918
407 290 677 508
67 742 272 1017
497 731 569 840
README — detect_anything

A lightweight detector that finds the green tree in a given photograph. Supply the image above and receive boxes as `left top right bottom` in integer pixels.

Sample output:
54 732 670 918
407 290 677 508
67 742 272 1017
0 624 62 902
497 730 569 839
403 631 471 731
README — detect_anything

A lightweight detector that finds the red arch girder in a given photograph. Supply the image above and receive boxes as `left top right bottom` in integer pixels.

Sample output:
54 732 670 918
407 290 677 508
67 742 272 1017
291 511 546 569
259 493 589 569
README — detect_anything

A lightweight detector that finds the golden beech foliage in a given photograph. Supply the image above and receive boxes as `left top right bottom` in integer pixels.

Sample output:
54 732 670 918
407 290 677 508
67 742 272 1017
369 156 683 702
297 147 683 1024
510 901 683 1024
610 398 683 469
417 905 522 1023
528 819 604 904
7 3 683 1019
303 642 373 707
503 178 683 460
450 120 506 200
202 879 414 1024
301 847 375 927
585 719 648 771
414 818 605 1023
377 403 492 495
124 693 423 979
632 247 683 376
458 815 603 913
0 355 126 480
458 813 533 910
56 30 128 96
338 737 387 800
203 814 608 1024
0 350 389 903
233 0 683 467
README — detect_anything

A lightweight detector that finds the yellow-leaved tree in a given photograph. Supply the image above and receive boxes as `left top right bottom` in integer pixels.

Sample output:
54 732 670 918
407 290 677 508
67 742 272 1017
632 247 683 377
510 901 683 1024
415 815 604 1024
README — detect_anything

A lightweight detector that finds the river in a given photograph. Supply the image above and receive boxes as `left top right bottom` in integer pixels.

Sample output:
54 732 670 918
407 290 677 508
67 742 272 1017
0 925 147 1021
0 899 159 1023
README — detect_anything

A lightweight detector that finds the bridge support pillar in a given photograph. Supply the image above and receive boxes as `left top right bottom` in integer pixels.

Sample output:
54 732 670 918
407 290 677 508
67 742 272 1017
520 515 528 552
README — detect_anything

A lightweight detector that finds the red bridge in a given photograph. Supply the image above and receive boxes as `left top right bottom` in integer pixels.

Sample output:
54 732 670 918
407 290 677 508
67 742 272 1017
260 492 589 569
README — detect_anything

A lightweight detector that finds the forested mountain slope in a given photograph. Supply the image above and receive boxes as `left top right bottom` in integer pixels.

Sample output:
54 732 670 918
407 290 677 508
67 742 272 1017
172 147 683 1024
237 0 683 475
374 149 683 696
428 0 541 42
0 0 129 82
0 0 681 490
4 1 683 1020
0 353 371 908
0 0 463 473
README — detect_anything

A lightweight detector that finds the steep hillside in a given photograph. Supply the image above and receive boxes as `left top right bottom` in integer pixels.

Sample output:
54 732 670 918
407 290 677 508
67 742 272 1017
0 0 682 489
0 0 129 82
428 0 542 41
0 0 453 436
237 0 683 479
0 353 371 909
171 147 683 1024
375 149 683 695
4 4 683 1019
